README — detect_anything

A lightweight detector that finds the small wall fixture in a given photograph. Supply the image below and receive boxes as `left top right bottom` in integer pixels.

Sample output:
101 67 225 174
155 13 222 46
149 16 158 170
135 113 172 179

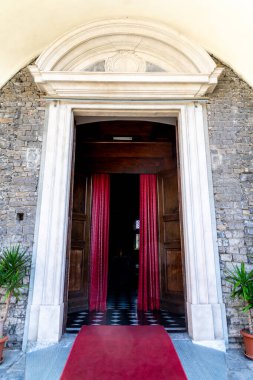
17 213 24 221
113 137 133 141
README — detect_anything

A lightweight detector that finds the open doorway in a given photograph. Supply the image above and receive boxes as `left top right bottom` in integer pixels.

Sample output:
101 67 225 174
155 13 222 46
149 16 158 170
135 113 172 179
65 120 186 333
107 174 139 307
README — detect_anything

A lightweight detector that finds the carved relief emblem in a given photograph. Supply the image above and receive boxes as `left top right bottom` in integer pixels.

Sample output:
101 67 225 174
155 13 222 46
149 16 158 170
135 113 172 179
105 51 146 72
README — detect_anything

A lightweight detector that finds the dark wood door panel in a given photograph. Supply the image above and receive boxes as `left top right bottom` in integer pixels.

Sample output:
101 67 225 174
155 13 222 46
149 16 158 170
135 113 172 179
68 175 91 312
163 220 181 242
69 248 84 292
158 168 185 314
79 142 172 158
166 249 184 293
71 216 86 242
79 157 173 174
76 141 174 174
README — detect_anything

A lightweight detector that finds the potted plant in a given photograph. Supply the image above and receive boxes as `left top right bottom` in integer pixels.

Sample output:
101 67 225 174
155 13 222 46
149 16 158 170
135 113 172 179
0 245 30 364
225 262 253 359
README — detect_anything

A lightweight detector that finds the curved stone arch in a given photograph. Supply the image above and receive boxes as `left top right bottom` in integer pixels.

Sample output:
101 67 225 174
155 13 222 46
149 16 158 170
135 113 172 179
29 19 223 99
36 19 216 73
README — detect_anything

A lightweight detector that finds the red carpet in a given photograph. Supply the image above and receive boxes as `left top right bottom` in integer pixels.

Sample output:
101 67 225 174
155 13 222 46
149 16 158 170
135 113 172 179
61 326 187 380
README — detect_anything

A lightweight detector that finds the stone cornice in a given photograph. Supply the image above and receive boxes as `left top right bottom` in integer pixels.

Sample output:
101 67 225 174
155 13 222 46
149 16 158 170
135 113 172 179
29 67 223 99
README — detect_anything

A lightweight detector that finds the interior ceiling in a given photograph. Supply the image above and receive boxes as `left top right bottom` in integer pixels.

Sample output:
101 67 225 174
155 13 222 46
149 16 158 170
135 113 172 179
75 121 176 174
1 1 252 89
77 120 176 142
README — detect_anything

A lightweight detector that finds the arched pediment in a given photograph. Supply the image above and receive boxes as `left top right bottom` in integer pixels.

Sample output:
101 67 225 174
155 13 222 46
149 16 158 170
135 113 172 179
29 19 223 99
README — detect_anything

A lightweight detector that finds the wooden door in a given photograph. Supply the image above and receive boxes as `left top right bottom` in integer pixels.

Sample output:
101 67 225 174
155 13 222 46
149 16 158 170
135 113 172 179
67 173 92 312
158 166 185 313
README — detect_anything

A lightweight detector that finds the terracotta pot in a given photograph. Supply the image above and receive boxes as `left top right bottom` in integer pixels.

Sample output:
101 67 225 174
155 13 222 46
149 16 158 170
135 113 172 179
0 336 8 364
241 329 253 359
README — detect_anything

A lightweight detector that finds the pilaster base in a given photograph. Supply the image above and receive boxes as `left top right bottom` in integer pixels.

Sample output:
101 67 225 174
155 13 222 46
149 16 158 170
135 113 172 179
187 302 226 343
28 304 64 343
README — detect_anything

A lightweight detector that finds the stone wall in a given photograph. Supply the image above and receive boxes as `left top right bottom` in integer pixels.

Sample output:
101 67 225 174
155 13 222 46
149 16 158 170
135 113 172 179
0 61 252 348
0 67 45 347
207 63 253 347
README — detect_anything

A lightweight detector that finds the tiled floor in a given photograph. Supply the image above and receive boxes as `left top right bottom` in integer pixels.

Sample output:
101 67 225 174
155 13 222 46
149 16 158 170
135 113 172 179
66 294 186 334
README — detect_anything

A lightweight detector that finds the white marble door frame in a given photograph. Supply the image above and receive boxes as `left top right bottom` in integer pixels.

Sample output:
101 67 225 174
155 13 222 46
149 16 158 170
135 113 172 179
24 100 227 351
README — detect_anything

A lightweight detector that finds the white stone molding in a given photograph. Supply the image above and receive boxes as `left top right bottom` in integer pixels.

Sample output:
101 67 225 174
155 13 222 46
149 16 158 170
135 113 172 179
35 19 215 73
178 104 227 348
105 51 146 72
29 19 223 99
28 69 224 99
27 102 74 342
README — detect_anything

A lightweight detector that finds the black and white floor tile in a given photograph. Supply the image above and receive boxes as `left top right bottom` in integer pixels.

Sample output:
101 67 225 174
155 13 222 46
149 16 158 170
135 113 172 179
66 295 186 334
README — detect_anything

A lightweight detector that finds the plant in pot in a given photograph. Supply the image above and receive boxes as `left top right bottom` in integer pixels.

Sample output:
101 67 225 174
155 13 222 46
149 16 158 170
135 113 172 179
225 262 253 359
0 245 30 364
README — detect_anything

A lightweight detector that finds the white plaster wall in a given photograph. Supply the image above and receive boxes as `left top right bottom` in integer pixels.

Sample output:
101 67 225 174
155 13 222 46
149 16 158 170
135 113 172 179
1 1 253 88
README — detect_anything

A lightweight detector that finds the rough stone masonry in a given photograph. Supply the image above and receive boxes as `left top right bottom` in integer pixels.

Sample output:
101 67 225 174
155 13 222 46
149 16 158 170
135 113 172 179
207 63 253 347
0 68 45 347
0 60 252 348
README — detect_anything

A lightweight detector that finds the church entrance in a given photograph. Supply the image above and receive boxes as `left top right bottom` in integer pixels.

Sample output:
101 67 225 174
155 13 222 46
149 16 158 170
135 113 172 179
26 19 226 348
65 119 186 333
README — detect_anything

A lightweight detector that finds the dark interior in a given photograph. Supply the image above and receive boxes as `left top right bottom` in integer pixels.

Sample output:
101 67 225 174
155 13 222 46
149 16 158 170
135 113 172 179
66 119 186 332
67 120 185 315
108 174 139 301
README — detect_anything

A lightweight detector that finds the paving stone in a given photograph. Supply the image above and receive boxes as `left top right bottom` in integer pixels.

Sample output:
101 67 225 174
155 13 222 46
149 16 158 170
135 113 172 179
228 368 253 380
0 350 25 379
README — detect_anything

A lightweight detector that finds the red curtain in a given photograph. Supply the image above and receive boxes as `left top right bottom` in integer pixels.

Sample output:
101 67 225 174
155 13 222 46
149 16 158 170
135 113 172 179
138 174 160 311
89 174 110 311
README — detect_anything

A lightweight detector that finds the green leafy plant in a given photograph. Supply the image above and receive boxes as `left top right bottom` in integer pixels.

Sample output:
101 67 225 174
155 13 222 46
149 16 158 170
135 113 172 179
0 245 31 338
225 262 253 334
